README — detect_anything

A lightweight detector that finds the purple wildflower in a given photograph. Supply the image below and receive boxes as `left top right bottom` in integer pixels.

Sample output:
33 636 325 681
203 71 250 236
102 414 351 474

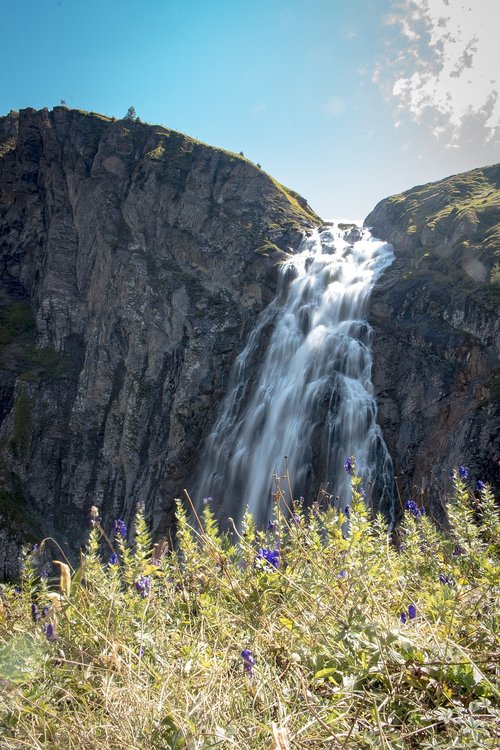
338 570 347 579
344 456 355 474
257 548 280 569
31 603 40 622
44 622 56 641
475 480 485 492
343 505 350 519
405 500 425 520
241 649 256 676
134 576 152 598
267 520 277 532
41 605 50 618
453 544 466 556
108 553 119 566
408 603 417 619
439 573 453 586
113 519 127 538
400 611 407 624
202 496 213 506
458 466 469 480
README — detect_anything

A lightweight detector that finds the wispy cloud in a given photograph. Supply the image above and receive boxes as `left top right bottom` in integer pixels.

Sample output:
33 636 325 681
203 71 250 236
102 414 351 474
252 103 267 118
325 96 345 117
377 0 500 145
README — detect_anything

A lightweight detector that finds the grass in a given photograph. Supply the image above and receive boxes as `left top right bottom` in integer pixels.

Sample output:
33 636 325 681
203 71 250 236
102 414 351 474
0 468 498 749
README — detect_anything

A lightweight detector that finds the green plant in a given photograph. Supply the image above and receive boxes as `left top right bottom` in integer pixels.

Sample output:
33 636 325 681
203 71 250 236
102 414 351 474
0 469 498 748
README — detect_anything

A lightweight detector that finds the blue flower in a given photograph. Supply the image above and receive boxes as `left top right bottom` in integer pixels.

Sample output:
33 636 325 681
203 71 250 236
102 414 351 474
113 519 127 538
267 520 277 532
41 605 50 618
31 603 40 622
241 649 256 675
475 480 485 491
343 505 350 519
134 576 152 598
453 545 466 556
400 611 407 624
44 622 56 641
408 603 417 619
344 456 355 474
404 500 425 520
257 548 279 569
338 570 346 579
439 573 453 586
108 553 119 566
458 466 469 480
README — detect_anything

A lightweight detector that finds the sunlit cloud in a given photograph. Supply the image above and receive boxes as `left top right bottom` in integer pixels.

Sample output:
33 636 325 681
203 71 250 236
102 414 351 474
325 96 345 117
377 0 500 146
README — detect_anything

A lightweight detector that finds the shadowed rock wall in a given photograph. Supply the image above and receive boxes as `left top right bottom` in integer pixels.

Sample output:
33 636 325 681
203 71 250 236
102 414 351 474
0 107 319 578
366 164 500 519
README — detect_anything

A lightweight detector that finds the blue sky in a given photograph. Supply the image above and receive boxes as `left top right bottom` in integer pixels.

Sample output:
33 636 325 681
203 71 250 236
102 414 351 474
1 0 499 219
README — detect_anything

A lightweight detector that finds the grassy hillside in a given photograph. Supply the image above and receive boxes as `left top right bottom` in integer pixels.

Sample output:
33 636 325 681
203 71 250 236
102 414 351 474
366 163 500 300
0 468 498 749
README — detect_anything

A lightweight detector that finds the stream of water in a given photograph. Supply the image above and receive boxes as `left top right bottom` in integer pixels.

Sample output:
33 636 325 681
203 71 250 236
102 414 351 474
195 222 396 525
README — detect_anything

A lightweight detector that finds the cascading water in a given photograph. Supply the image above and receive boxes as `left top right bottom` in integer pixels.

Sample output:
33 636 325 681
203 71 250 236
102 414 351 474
195 222 396 525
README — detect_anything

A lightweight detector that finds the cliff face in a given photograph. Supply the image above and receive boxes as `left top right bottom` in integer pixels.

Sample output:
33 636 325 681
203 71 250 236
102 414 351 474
0 106 319 578
366 165 500 515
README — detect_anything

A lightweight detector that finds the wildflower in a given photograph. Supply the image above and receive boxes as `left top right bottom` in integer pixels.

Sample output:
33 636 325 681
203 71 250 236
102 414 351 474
404 500 424 520
344 456 355 474
44 622 56 641
41 605 50 618
31 603 40 622
257 548 279 569
241 649 256 676
400 611 407 624
458 465 469 479
408 603 417 619
134 576 152 598
343 505 350 519
108 553 119 566
267 520 277 532
338 570 346 579
453 544 466 556
439 573 453 586
113 519 127 538
475 480 485 492
292 513 300 525
202 496 213 506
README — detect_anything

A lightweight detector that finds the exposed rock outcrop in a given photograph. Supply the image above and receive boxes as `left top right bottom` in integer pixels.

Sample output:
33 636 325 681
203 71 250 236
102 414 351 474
366 164 500 516
0 106 319 579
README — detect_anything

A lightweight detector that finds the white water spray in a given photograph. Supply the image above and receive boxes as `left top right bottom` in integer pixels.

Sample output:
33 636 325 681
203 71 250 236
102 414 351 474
196 222 395 524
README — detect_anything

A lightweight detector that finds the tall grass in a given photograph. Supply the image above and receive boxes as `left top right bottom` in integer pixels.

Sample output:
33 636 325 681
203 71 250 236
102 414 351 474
0 468 498 749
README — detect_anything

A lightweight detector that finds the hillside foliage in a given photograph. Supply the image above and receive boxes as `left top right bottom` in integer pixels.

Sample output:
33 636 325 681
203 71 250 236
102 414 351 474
0 469 498 749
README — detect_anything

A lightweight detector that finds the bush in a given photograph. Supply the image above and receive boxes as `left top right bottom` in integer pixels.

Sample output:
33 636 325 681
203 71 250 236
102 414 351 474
0 471 498 748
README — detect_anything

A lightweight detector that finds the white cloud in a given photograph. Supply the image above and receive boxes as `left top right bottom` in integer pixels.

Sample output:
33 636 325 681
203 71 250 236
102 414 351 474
378 0 500 145
252 104 267 118
325 96 345 117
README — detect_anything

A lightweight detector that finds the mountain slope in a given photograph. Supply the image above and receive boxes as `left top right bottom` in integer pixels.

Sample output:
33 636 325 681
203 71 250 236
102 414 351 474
366 164 500 515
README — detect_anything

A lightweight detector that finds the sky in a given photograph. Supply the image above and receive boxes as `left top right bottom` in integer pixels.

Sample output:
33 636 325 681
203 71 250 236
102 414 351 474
1 0 499 219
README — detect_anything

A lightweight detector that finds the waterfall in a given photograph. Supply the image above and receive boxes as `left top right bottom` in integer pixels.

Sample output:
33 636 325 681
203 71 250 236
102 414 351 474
195 222 396 525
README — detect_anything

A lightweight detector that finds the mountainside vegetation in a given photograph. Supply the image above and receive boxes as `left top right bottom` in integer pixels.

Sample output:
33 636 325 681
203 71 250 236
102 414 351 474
0 468 498 749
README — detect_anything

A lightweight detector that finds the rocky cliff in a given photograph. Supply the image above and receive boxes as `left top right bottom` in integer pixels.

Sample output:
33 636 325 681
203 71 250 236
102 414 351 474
0 106 319 579
366 164 500 517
